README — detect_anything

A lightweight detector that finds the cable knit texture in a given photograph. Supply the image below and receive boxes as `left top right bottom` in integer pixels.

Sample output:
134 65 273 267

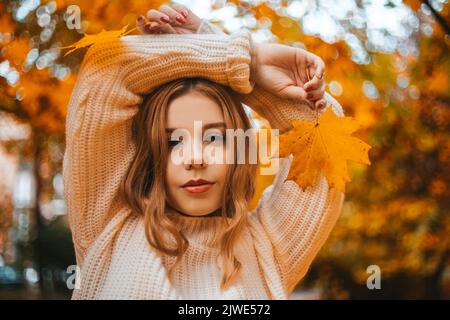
63 22 345 300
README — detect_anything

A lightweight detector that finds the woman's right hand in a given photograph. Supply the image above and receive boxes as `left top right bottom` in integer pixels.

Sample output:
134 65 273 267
135 2 201 35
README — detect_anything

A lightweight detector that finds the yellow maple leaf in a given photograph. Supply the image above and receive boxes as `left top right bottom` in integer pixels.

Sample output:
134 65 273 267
279 107 371 192
58 25 136 56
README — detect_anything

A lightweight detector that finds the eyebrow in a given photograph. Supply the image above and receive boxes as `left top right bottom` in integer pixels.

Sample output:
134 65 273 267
165 122 226 133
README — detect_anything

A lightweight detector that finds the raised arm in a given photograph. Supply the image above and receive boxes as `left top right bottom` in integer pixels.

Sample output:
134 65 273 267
62 31 255 264
241 50 345 295
241 58 346 295
196 19 345 294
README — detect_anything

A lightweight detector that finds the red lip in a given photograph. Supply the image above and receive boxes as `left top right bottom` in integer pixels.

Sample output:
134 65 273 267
181 179 215 194
182 179 214 187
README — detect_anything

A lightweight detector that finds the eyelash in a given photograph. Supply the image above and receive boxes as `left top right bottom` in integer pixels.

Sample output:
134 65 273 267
204 133 224 143
168 139 181 148
167 133 224 147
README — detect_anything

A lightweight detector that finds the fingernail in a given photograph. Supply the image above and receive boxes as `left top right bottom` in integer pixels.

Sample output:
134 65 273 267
176 15 185 23
144 24 152 32
181 10 189 18
145 24 157 32
160 16 170 23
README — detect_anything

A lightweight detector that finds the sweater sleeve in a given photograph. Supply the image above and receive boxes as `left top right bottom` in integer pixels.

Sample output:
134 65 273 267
195 19 345 294
241 76 346 296
243 91 346 295
62 31 255 263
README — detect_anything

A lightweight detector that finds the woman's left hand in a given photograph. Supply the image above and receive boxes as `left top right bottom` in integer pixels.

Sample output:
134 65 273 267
135 2 201 35
251 42 326 110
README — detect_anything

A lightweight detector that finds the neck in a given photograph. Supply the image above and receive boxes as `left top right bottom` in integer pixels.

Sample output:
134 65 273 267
167 206 223 218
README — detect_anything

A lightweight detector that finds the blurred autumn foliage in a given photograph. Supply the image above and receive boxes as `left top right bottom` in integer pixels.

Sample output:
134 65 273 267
0 0 449 299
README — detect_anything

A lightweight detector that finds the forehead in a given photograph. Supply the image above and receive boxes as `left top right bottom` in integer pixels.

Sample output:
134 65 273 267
167 92 224 128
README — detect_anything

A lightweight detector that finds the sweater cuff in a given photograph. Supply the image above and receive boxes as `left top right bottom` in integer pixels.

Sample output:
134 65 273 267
196 19 224 34
226 30 255 94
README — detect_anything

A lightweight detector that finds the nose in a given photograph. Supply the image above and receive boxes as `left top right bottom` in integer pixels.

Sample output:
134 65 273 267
186 160 207 170
184 138 207 170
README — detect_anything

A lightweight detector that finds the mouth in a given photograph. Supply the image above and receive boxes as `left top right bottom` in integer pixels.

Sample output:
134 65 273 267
181 179 215 194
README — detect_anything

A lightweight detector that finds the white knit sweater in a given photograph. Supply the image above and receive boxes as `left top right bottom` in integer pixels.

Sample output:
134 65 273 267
63 20 345 300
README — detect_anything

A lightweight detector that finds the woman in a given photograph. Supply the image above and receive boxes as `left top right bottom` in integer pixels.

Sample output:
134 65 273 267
63 3 345 299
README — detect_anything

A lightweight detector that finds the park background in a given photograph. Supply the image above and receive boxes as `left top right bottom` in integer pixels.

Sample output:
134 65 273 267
0 0 449 299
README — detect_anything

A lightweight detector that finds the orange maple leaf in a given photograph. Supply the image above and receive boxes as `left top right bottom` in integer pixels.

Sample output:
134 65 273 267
58 25 136 56
279 107 371 192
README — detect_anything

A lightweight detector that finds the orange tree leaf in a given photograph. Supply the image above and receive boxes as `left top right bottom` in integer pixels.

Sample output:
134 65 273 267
279 107 372 192
58 24 135 56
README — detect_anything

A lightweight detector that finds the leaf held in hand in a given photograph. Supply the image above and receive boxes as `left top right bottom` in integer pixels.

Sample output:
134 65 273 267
279 106 371 192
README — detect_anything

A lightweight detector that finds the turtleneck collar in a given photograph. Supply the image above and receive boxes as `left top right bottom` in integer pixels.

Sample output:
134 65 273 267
165 209 231 248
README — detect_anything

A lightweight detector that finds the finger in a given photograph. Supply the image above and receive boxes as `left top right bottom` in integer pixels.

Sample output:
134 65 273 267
147 9 172 24
315 99 327 110
306 84 325 101
136 15 147 34
308 54 325 80
158 22 177 34
304 74 323 91
281 85 308 100
143 22 163 34
159 4 186 24
170 2 190 18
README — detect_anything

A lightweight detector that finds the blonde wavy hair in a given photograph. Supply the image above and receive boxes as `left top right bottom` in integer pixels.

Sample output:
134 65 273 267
120 77 258 290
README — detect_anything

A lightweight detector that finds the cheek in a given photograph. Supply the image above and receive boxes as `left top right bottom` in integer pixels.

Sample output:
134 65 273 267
165 157 182 199
165 159 192 212
213 164 229 187
165 159 174 186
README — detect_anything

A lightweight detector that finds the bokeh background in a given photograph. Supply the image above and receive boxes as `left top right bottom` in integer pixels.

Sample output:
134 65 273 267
0 0 449 299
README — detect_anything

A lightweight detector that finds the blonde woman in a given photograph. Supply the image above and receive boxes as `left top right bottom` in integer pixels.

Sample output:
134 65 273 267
63 3 345 299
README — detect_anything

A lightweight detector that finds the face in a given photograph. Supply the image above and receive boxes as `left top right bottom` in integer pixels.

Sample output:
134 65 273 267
165 91 229 217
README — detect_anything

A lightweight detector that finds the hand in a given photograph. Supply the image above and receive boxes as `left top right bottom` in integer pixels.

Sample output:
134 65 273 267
136 5 326 110
135 2 201 35
251 42 326 110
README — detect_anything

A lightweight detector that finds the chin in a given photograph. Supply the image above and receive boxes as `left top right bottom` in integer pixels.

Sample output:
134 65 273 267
175 202 219 216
